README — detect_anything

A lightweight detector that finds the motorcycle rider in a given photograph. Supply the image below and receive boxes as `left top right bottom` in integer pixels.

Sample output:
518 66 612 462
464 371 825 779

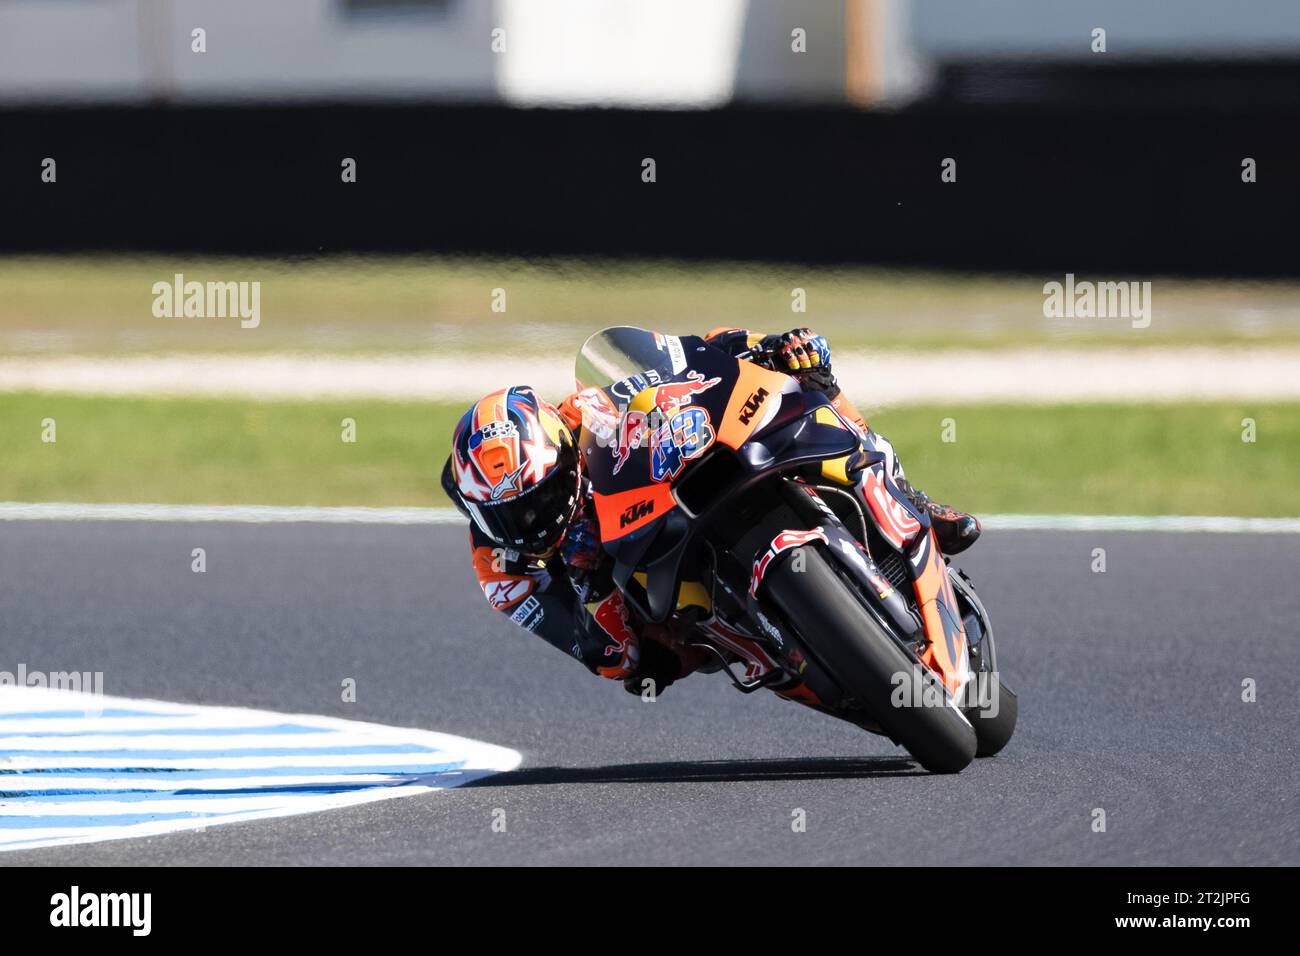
441 328 981 697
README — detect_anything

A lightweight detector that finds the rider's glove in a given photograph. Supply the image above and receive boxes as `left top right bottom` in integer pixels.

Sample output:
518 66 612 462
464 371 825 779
561 514 601 570
622 633 683 697
562 513 608 604
596 630 640 680
759 328 839 398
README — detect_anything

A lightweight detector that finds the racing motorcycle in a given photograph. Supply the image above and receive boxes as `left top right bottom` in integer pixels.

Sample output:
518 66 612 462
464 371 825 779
573 326 1017 773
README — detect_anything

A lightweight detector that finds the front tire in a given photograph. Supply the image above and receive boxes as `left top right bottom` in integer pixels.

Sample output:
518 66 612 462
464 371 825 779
953 569 1018 758
764 546 977 774
969 672 1018 757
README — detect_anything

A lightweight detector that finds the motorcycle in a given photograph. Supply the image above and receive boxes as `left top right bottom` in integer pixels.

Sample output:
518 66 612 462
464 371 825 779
573 326 1017 773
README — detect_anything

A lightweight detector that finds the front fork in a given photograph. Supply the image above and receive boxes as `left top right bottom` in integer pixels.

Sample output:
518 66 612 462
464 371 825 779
809 454 976 702
729 467 975 717
907 526 973 700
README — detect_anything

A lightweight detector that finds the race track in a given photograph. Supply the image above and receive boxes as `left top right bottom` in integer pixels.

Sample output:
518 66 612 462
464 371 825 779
2 520 1297 865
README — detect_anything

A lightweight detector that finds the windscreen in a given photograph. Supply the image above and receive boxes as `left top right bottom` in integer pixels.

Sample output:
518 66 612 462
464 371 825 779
574 326 688 391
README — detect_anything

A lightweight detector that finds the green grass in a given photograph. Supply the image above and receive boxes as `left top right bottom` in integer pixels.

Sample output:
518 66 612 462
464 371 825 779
2 393 1295 516
0 394 463 508
3 254 1299 356
871 403 1295 517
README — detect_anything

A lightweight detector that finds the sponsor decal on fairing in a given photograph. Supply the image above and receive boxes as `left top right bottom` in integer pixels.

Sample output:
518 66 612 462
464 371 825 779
749 527 829 597
861 465 921 549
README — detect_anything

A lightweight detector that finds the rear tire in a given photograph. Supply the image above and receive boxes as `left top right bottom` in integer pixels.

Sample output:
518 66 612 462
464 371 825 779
764 546 977 774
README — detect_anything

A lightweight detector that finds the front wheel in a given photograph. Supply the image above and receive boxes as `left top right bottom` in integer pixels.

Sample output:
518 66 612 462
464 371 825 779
764 546 977 774
970 676 1018 757
952 568 1018 758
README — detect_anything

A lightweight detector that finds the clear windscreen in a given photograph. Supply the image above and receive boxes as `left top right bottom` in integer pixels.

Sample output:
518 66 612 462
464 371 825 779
574 326 686 391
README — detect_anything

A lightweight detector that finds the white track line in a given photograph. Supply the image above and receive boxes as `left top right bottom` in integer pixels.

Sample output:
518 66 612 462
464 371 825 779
1 502 1297 534
0 502 461 524
981 514 1300 534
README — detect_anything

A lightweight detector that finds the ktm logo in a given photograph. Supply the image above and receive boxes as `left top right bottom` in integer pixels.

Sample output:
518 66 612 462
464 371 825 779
738 387 769 425
620 499 655 527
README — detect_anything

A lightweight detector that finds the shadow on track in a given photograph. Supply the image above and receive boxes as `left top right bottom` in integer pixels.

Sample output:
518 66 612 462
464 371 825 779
463 755 919 787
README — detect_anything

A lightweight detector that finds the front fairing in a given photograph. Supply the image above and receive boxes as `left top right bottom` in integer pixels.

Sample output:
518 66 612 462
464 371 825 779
611 392 861 621
574 326 863 621
574 326 796 543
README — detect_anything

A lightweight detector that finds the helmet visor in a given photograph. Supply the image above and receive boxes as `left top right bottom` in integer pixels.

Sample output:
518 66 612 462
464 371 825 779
465 447 579 552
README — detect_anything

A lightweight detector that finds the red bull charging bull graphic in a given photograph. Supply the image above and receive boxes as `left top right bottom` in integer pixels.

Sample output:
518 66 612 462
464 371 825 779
648 370 721 415
607 370 721 480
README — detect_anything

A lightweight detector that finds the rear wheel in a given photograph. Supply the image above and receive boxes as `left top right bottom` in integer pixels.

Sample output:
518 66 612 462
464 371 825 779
764 546 977 774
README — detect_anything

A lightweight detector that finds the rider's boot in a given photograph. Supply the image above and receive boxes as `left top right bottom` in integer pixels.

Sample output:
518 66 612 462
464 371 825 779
825 392 981 557
893 476 982 556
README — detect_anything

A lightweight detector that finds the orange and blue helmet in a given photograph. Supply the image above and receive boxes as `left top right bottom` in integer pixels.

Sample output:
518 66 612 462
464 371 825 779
441 386 581 553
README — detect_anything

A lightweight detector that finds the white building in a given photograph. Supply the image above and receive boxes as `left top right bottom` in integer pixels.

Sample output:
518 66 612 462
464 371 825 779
0 0 1295 108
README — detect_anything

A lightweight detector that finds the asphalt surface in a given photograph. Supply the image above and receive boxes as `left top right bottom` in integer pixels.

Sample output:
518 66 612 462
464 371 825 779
2 520 1297 866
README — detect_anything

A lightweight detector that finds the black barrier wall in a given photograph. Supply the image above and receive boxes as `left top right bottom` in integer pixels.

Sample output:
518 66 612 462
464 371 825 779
1 100 1296 275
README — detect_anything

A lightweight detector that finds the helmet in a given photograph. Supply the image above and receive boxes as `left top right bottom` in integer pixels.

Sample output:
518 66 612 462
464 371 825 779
442 386 582 554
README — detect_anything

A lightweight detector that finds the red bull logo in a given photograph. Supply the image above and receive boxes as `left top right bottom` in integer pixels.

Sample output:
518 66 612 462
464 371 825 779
648 370 720 415
611 406 717 480
608 371 720 477
611 408 650 476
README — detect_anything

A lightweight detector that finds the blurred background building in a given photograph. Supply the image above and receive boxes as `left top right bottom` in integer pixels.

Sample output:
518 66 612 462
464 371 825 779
1 1 1297 273
5 0 1300 108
